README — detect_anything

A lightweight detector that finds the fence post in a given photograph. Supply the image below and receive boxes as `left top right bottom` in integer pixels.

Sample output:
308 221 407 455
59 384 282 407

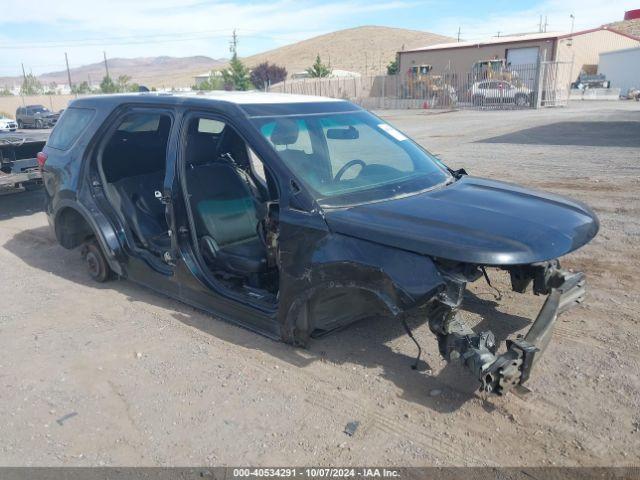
535 51 546 108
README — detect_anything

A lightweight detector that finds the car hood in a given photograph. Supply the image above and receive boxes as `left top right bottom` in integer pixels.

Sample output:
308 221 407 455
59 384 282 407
323 176 599 265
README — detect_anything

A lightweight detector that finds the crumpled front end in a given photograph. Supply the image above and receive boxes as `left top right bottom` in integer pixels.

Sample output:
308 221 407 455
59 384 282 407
426 259 586 395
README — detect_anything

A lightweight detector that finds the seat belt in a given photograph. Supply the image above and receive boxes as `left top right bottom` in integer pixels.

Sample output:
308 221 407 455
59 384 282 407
220 153 268 220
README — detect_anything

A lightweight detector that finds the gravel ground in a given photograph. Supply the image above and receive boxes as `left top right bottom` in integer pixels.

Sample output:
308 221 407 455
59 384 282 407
0 101 638 466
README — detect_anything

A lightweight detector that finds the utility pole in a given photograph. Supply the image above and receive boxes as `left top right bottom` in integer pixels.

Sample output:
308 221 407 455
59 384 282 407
65 52 73 94
544 15 548 32
20 63 27 105
457 26 461 42
539 15 543 33
103 51 110 78
229 29 238 56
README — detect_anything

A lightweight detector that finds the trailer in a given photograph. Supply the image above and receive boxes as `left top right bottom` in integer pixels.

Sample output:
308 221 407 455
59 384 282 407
0 134 47 191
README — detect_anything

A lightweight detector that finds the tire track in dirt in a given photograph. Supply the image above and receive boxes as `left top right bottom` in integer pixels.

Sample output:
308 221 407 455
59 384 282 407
305 388 494 466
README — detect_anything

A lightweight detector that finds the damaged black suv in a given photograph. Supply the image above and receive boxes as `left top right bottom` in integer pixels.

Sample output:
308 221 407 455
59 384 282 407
42 92 599 395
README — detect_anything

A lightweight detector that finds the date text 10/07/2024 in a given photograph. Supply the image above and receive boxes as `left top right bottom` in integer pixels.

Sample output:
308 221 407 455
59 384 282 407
232 468 401 478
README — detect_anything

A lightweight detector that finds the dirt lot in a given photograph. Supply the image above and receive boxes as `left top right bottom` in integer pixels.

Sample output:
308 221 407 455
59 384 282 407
0 101 639 466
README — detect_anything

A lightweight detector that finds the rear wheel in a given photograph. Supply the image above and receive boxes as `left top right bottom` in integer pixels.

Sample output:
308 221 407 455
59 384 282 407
81 239 113 282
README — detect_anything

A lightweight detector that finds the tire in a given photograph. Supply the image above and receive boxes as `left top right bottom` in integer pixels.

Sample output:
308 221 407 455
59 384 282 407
17 120 23 129
35 119 43 129
472 95 485 107
81 239 113 283
514 94 528 107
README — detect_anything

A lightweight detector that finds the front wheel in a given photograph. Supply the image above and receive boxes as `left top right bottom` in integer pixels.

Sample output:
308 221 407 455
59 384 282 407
472 95 485 107
35 119 43 129
81 239 113 283
17 120 23 129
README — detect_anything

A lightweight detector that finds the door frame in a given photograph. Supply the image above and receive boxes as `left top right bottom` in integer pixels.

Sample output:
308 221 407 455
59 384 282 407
167 108 280 313
90 103 180 275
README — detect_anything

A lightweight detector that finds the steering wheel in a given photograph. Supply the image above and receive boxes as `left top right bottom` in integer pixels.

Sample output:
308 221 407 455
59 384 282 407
334 159 366 182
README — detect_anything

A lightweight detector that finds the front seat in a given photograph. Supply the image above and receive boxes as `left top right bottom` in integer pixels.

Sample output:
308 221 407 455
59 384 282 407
185 131 267 276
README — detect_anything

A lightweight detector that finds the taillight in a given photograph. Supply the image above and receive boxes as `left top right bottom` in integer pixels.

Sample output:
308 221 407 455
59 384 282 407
36 151 47 170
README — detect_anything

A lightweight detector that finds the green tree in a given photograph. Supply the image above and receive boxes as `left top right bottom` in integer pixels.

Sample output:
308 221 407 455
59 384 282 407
20 74 43 95
44 82 58 95
192 73 224 91
306 54 331 78
115 74 131 92
386 58 399 75
0 86 13 96
222 54 252 91
71 81 91 94
100 75 118 93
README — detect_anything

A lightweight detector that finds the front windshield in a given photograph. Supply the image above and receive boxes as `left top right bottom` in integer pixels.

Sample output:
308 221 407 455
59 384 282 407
252 111 451 206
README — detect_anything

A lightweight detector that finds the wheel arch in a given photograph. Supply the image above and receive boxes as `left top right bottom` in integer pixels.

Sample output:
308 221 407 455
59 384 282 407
53 202 124 276
277 234 447 346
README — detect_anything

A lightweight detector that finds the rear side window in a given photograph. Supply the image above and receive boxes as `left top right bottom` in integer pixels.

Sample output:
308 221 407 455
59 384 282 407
117 114 161 132
47 107 95 150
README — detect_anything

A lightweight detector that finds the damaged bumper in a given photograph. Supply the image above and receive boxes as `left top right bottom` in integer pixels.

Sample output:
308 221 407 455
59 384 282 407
431 262 586 395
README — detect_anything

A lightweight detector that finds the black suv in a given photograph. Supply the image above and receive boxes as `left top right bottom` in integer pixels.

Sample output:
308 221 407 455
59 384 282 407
16 104 60 129
42 92 598 396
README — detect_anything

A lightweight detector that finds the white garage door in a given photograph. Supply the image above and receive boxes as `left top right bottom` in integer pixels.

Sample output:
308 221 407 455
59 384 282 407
506 47 540 66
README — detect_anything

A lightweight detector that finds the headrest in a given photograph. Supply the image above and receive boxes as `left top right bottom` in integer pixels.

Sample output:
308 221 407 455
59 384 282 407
186 133 218 166
271 119 299 146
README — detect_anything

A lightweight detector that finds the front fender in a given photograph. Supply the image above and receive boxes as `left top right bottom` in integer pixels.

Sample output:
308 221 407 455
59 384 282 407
278 233 446 344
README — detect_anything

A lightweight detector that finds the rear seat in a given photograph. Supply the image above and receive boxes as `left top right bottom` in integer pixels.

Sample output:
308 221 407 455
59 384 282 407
108 171 169 253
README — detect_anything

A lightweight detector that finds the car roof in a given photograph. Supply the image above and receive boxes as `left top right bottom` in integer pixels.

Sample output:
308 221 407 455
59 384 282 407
69 91 358 117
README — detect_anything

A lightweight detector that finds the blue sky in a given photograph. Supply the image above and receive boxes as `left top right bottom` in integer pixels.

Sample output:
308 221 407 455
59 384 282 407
0 0 636 76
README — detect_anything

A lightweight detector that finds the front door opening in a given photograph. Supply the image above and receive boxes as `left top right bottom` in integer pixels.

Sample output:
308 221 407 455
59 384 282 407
183 117 279 303
99 111 172 257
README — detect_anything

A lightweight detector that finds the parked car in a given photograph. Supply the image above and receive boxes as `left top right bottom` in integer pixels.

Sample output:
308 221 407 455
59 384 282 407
15 104 60 129
0 135 46 190
41 92 598 396
470 80 532 107
0 115 18 132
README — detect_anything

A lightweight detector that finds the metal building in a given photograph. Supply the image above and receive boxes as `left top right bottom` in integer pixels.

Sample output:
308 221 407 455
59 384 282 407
398 27 640 82
598 46 640 95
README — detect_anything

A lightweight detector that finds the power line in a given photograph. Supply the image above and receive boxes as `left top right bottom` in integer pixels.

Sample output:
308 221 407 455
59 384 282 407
0 28 300 50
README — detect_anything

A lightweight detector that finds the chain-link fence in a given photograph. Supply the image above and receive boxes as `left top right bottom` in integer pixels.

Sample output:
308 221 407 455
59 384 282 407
269 61 573 110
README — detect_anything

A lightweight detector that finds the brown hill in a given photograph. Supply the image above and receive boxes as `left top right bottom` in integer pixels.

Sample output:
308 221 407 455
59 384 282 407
175 26 453 86
605 19 640 39
240 26 453 76
0 56 226 90
41 56 227 89
0 26 452 89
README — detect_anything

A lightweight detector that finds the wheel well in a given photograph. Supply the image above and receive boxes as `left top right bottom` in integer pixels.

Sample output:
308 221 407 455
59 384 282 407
55 207 95 249
307 287 391 337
